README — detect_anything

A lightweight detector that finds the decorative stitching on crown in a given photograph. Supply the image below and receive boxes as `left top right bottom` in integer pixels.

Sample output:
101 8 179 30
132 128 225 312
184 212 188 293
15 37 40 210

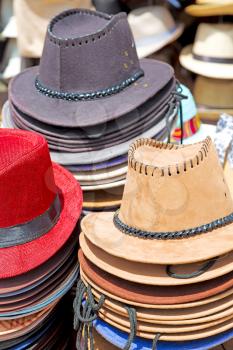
128 137 212 177
48 9 126 47
35 70 144 101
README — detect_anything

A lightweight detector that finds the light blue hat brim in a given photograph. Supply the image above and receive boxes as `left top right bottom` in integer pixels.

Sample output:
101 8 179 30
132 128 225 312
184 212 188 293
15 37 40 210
94 319 233 350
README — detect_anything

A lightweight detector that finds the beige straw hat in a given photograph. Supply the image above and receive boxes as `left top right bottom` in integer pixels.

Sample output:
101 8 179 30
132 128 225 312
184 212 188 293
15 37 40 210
180 23 233 79
82 137 233 265
128 6 184 58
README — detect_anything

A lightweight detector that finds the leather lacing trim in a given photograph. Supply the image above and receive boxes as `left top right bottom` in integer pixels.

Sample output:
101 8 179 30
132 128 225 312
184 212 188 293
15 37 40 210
73 279 161 350
128 137 211 177
48 9 126 46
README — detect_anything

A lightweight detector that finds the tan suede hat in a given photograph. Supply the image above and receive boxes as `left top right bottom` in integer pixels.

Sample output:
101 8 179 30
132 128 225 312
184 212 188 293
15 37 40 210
90 329 118 350
80 233 233 286
82 137 233 265
87 287 233 324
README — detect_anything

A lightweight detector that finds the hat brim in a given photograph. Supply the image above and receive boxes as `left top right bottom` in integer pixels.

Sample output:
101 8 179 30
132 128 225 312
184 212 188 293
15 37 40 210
81 211 233 265
0 163 82 278
135 23 184 59
94 318 233 349
182 123 216 145
179 45 233 79
9 59 174 128
83 187 123 210
79 233 233 286
197 108 233 122
185 3 233 16
3 109 174 165
86 285 233 324
79 253 233 305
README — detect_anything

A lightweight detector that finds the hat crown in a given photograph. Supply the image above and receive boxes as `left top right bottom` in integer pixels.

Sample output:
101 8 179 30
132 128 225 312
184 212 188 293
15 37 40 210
38 9 141 93
193 23 233 59
119 138 233 232
128 6 176 40
0 130 57 228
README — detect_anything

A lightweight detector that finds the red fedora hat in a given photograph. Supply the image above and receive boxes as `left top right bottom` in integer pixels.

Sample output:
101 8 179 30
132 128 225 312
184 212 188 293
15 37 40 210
0 129 82 278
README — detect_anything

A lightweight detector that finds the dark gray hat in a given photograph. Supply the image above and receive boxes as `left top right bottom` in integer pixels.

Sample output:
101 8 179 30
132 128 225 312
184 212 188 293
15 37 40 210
9 9 174 128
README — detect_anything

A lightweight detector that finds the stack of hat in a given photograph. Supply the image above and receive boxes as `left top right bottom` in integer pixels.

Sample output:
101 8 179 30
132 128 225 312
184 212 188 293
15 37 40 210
1 8 183 213
171 84 216 144
76 137 233 350
179 21 233 122
0 129 82 349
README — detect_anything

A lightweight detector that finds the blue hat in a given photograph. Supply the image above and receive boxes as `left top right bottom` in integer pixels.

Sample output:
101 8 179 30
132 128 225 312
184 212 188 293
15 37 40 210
94 318 233 350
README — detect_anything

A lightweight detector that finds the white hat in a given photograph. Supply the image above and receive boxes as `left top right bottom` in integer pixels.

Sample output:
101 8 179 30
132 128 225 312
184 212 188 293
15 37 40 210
128 6 184 59
180 23 233 79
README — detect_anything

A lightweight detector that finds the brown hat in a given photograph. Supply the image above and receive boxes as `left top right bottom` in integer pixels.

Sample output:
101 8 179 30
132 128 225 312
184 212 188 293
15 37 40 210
82 137 233 265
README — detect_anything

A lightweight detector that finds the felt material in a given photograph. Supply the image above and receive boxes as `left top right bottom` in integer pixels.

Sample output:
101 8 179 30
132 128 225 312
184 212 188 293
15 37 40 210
0 129 82 278
79 234 233 286
94 318 233 349
179 24 233 79
79 255 233 305
82 138 233 265
3 110 175 165
9 9 175 127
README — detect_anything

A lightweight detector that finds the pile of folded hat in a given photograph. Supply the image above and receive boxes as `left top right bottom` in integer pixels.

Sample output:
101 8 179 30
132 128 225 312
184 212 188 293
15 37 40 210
0 129 82 349
76 136 233 350
171 83 216 144
1 8 184 213
179 18 233 122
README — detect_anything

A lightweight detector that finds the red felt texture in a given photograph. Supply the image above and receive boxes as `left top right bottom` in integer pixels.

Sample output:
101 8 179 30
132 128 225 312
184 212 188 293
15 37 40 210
0 129 83 278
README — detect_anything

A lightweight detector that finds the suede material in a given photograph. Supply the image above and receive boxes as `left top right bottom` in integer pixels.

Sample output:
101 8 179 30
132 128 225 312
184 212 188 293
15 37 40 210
10 59 174 127
9 76 175 142
79 233 233 286
0 130 82 278
82 138 233 264
87 286 233 323
39 11 139 92
121 138 233 232
79 251 233 305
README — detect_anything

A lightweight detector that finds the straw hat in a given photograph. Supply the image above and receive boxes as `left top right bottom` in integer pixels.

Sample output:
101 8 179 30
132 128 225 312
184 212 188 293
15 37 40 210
82 137 233 265
194 76 233 110
180 23 233 79
0 129 82 278
128 6 184 58
186 0 233 16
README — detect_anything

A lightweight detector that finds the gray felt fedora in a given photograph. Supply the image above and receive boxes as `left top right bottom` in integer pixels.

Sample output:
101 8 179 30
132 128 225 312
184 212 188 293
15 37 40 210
9 9 174 128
